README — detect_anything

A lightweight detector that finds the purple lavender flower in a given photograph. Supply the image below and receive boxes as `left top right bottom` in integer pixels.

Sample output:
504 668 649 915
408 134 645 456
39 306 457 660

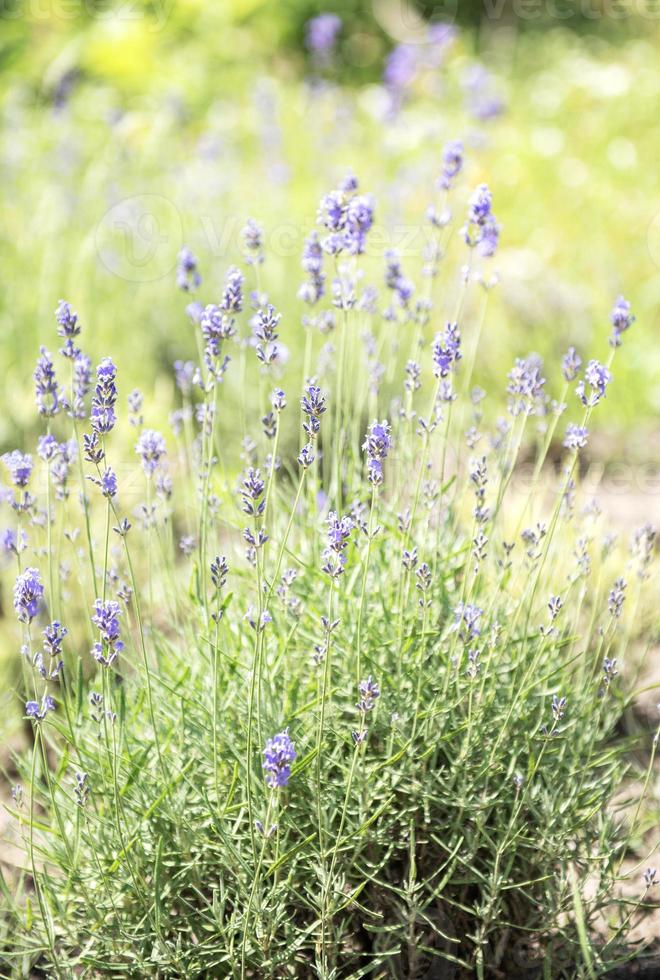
551 694 566 722
2 451 33 487
439 139 464 190
83 431 104 465
241 218 264 265
432 322 462 378
454 603 483 641
271 388 286 412
385 250 414 307
70 352 92 419
643 868 658 888
317 178 374 256
221 266 244 314
608 577 626 618
564 424 589 450
477 216 500 258
43 621 68 658
468 184 493 226
301 383 327 436
240 468 265 517
507 355 546 416
609 295 635 347
174 360 196 395
91 598 123 667
363 419 392 487
297 443 316 469
135 430 166 475
55 299 81 359
253 305 281 364
322 511 354 578
128 389 143 427
100 468 118 497
463 64 505 121
75 772 89 807
577 360 611 407
363 419 392 461
299 232 325 305
2 527 26 555
37 434 60 462
262 728 296 790
34 347 62 417
25 694 56 721
90 357 117 434
383 44 418 109
464 184 501 258
357 676 380 713
176 246 201 293
14 567 44 623
211 555 228 590
201 303 236 357
562 347 582 382
305 13 341 58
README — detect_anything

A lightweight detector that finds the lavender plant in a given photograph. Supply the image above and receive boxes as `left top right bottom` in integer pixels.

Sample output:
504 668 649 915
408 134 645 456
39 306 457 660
0 151 657 980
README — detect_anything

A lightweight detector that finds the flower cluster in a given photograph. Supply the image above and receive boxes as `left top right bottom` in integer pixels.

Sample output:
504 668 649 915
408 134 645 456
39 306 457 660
34 346 62 417
432 321 462 380
91 599 124 667
362 419 392 486
262 728 296 789
136 429 167 476
91 357 118 435
321 511 354 578
14 567 44 623
439 139 464 190
55 299 81 359
176 246 201 293
241 218 264 266
253 304 281 365
577 359 611 408
305 13 341 58
609 295 634 347
317 174 374 256
507 355 545 416
463 183 500 257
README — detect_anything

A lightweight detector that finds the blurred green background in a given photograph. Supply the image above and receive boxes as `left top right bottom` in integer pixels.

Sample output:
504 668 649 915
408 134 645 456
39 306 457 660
1 0 659 460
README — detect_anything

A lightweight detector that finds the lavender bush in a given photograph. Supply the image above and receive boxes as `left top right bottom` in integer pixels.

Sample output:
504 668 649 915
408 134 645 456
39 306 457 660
0 153 657 979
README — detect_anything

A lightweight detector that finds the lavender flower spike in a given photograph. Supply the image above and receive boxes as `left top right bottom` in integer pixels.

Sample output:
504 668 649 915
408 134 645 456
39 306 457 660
363 419 392 486
609 295 635 347
577 360 611 408
14 568 44 623
262 728 296 790
26 694 56 721
135 429 167 475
